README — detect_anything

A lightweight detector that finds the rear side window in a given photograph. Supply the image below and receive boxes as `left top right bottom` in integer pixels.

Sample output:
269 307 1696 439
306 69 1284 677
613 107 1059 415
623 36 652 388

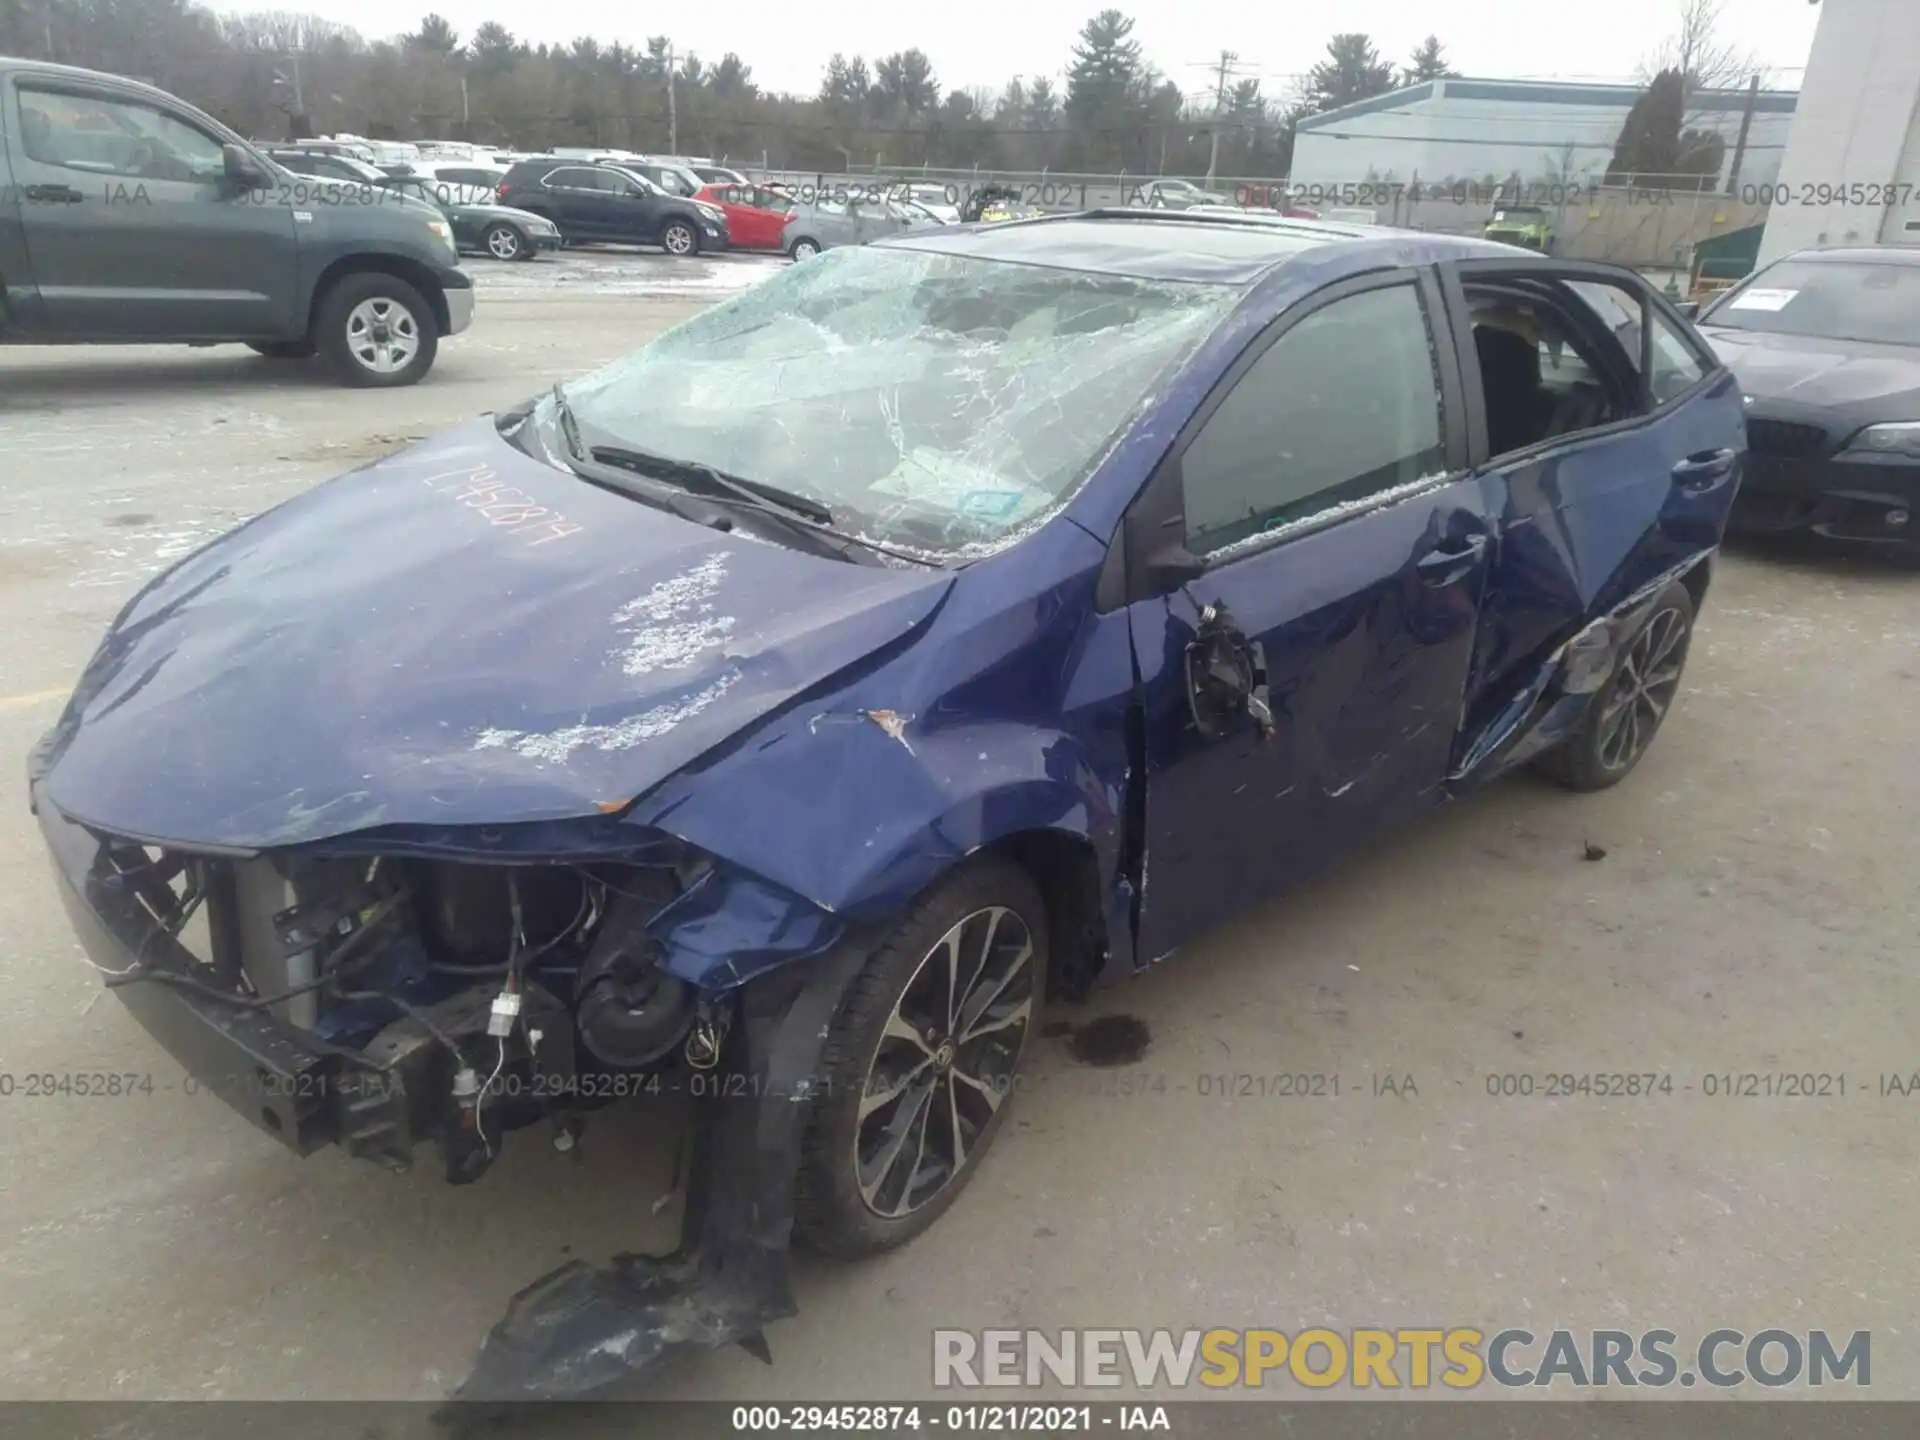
1182 283 1447 552
1567 279 1710 404
544 167 597 189
18 85 225 183
1648 314 1708 402
1567 281 1644 372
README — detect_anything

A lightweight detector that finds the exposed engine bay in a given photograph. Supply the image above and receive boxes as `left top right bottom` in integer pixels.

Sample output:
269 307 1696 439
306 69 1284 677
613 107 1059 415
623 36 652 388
34 807 874 1406
96 837 757 1183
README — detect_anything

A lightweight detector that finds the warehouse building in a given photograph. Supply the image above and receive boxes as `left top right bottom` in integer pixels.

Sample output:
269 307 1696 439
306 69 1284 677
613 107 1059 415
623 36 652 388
1757 0 1920 262
1290 77 1798 195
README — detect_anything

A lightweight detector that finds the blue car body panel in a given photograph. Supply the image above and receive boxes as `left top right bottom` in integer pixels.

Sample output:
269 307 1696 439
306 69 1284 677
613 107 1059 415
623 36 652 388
36 216 1745 997
29 213 1747 1406
38 421 953 852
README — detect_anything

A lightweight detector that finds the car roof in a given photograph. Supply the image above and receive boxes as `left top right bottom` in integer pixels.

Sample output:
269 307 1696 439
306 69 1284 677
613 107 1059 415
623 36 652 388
877 209 1510 285
1779 246 1920 266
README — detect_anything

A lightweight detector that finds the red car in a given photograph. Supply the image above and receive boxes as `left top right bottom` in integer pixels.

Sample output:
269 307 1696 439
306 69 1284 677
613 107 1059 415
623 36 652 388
694 182 796 250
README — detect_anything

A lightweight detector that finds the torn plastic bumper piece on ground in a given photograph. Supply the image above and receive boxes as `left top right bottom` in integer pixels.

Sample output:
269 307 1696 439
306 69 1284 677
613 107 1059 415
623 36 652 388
447 936 871 1405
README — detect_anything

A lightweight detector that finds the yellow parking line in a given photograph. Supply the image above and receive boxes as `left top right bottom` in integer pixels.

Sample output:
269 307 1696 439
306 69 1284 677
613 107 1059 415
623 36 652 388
0 688 70 713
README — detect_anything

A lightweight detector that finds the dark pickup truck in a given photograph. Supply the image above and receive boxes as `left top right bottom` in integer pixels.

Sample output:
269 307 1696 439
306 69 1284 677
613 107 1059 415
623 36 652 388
0 58 472 386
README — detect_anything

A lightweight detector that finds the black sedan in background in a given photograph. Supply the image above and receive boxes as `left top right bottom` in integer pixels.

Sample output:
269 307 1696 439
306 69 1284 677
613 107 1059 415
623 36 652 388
385 177 561 261
1697 247 1920 551
267 152 559 260
493 159 729 255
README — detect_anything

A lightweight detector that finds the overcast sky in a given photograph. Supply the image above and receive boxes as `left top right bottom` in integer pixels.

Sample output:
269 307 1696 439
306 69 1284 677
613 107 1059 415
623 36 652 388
227 0 1824 100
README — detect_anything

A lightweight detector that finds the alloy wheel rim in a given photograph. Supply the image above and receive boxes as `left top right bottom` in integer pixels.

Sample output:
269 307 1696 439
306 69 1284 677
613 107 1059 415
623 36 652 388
854 906 1035 1219
795 241 818 258
488 228 519 259
665 225 694 254
345 297 420 373
1597 605 1687 771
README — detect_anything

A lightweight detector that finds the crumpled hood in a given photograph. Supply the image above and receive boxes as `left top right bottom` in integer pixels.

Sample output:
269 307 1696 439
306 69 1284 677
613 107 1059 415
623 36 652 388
42 421 951 850
1701 327 1920 409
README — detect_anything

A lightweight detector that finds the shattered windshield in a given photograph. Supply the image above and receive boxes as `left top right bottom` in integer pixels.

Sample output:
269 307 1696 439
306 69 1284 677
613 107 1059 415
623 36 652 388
552 245 1238 559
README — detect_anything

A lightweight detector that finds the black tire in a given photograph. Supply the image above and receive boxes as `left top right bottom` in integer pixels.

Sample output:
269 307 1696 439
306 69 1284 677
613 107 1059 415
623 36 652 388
482 223 525 261
1535 581 1695 792
796 855 1046 1258
247 339 316 359
788 236 821 260
314 272 438 389
660 220 700 257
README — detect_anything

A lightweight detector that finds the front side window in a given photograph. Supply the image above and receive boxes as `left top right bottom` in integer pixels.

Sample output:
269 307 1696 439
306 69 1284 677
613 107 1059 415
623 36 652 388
18 86 225 183
1182 284 1447 553
1704 258 1920 347
556 246 1238 559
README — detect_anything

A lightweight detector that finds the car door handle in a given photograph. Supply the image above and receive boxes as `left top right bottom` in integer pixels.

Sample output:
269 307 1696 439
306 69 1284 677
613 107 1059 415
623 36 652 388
23 184 84 203
1673 448 1738 492
1415 532 1488 586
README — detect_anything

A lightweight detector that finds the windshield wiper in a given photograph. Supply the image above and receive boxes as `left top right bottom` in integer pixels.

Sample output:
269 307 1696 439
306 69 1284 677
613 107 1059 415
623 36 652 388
551 446 872 565
589 443 835 526
551 382 587 463
587 444 936 568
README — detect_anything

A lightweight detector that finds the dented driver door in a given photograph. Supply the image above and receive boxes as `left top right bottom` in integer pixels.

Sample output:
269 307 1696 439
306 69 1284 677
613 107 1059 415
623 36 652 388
1122 269 1494 964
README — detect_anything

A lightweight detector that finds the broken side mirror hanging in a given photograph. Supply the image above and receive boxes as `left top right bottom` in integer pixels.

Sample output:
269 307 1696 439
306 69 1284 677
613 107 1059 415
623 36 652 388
1182 596 1275 741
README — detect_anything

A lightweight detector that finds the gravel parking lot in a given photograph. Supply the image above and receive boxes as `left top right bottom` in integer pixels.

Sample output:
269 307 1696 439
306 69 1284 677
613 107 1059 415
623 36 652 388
1 249 1915 1408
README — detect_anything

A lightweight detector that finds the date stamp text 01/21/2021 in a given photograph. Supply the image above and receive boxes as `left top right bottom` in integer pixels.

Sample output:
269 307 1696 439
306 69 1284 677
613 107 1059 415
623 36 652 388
5 1067 1920 1101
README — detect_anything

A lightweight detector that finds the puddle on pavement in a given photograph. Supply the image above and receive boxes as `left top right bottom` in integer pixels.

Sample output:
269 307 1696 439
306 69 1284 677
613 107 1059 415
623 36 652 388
1062 1014 1151 1067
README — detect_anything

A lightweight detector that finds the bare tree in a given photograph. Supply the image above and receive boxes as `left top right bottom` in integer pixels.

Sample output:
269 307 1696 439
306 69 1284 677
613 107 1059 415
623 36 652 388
220 12 357 54
1642 0 1758 113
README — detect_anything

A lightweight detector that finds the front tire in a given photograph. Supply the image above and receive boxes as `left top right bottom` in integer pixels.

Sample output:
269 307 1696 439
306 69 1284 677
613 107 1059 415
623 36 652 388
315 273 438 388
483 223 524 261
796 855 1045 1258
660 220 699 257
1535 581 1694 792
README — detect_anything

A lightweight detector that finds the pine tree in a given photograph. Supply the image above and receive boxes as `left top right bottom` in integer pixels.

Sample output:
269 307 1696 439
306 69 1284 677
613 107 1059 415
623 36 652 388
1402 36 1456 85
1305 34 1396 114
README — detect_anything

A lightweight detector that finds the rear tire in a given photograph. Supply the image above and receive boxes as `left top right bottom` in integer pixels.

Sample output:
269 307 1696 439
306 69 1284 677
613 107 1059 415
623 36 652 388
247 339 315 359
796 855 1045 1259
483 224 524 261
314 273 438 389
1535 582 1694 792
789 237 821 260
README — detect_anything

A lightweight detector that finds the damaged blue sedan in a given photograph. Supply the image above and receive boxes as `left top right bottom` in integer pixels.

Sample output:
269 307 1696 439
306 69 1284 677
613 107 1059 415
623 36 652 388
28 211 1744 1401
